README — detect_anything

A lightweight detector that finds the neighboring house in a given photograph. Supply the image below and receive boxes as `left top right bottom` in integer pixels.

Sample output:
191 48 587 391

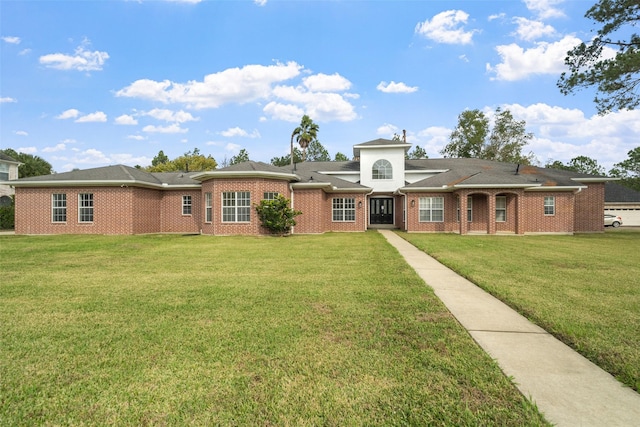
7 138 612 235
605 182 640 226
0 152 21 206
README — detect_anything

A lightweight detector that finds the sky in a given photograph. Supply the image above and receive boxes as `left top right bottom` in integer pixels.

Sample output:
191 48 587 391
1 0 638 173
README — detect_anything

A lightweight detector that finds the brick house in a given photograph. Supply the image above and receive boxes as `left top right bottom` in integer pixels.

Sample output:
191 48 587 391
5 138 612 235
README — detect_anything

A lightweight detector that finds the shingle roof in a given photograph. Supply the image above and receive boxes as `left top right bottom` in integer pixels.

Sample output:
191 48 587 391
605 182 640 202
0 151 19 163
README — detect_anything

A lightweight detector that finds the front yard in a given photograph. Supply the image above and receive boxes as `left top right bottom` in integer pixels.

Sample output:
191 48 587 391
398 229 640 392
0 233 547 426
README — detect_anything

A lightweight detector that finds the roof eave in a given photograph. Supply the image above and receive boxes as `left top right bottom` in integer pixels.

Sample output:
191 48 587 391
192 170 299 181
9 179 200 189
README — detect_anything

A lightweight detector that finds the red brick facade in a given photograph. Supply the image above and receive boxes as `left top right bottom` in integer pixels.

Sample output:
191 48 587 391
13 177 604 236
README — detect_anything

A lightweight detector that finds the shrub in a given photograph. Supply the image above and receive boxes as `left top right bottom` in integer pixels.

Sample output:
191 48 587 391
0 197 15 230
255 194 301 236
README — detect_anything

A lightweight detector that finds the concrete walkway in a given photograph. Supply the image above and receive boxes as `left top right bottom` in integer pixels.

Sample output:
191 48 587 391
378 229 640 427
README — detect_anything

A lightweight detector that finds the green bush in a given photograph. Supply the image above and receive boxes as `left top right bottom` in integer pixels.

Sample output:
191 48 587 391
255 194 301 236
0 200 15 230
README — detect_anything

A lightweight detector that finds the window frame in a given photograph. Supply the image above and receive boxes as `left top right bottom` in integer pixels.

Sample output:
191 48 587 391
0 163 8 181
419 197 444 222
544 196 555 216
372 159 393 180
495 196 507 222
332 198 356 222
52 193 67 223
78 193 94 223
204 192 212 223
222 191 251 223
456 196 472 222
263 192 279 200
182 195 192 216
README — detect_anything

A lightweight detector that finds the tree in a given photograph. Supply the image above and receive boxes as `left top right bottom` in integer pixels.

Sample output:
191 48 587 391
440 109 489 159
305 140 330 162
145 148 217 172
406 145 428 159
229 149 250 166
0 148 53 178
484 108 535 164
334 152 349 161
291 115 319 163
609 146 640 190
558 0 640 114
151 150 169 167
441 108 535 164
546 155 606 175
254 194 302 236
271 148 303 167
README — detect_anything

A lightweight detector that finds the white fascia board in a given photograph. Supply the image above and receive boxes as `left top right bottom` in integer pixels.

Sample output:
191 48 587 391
191 170 298 181
325 186 372 194
405 169 449 174
400 186 454 193
291 182 333 190
572 177 619 183
317 171 360 175
524 185 587 192
355 143 412 150
9 179 201 190
454 184 539 189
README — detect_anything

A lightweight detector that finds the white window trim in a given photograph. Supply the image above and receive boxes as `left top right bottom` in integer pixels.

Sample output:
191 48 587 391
222 191 251 223
419 197 444 223
496 196 507 222
52 193 67 223
332 198 356 222
544 196 555 216
205 193 212 223
78 193 94 223
372 159 393 180
182 195 192 216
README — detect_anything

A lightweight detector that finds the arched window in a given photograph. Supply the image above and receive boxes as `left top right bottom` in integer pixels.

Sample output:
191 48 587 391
372 159 392 180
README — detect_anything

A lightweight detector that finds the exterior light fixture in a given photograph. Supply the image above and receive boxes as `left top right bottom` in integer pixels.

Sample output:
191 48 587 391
358 201 362 208
411 200 415 207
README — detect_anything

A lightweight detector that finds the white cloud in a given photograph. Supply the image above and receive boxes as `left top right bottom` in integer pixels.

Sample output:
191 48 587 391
220 127 261 138
487 35 581 81
254 0 267 5
127 135 146 141
523 0 565 19
262 102 304 122
376 123 398 136
376 81 418 94
165 0 202 3
303 73 351 92
225 143 242 152
42 143 66 153
19 48 31 56
142 123 188 133
57 109 80 119
143 108 199 123
512 17 556 41
488 13 505 22
114 114 138 125
415 10 477 45
270 85 357 122
116 62 303 109
17 146 37 154
14 130 28 136
0 97 17 103
75 111 107 123
1 36 20 44
39 39 109 72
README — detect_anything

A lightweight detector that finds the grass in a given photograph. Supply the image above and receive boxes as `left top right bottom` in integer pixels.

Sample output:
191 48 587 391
397 229 640 392
0 232 548 426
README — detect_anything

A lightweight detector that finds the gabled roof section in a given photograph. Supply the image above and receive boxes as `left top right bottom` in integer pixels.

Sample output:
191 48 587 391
191 161 298 182
8 164 201 189
605 182 640 203
0 151 21 164
353 138 411 158
278 161 370 192
400 158 599 192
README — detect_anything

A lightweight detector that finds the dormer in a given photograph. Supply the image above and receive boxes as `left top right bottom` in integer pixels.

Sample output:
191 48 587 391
354 138 411 192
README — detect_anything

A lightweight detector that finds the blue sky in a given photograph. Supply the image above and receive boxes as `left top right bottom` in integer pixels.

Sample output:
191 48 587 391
1 0 638 173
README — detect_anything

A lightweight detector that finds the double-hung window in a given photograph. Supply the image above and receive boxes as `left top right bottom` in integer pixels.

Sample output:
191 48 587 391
496 196 507 222
263 192 279 200
52 194 67 222
457 196 472 222
78 193 94 223
419 197 444 222
222 191 251 222
182 195 192 215
332 198 355 222
0 163 8 181
204 193 212 222
544 196 555 216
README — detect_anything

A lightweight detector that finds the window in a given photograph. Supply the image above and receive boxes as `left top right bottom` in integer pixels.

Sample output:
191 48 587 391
263 192 279 200
419 197 444 222
52 194 67 222
372 159 392 180
457 196 472 222
222 191 251 222
0 163 8 181
496 196 507 222
332 198 355 222
182 195 192 215
205 193 212 223
544 196 555 216
78 193 93 223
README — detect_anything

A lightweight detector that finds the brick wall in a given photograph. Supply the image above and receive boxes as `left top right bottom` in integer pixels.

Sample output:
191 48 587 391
159 189 201 234
574 183 605 232
520 191 574 234
131 188 162 234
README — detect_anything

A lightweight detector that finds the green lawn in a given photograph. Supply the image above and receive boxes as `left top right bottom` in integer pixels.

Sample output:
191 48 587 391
0 232 548 426
398 229 640 392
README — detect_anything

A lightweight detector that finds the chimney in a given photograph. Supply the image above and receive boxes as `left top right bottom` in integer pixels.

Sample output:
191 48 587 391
402 129 406 143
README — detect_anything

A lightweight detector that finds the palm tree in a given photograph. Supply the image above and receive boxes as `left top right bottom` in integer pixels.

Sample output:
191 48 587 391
290 115 319 167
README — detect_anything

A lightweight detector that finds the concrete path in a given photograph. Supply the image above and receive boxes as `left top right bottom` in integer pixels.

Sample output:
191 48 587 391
378 229 640 427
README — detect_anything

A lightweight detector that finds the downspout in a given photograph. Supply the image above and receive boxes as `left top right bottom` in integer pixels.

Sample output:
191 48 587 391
289 183 295 234
364 189 374 231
